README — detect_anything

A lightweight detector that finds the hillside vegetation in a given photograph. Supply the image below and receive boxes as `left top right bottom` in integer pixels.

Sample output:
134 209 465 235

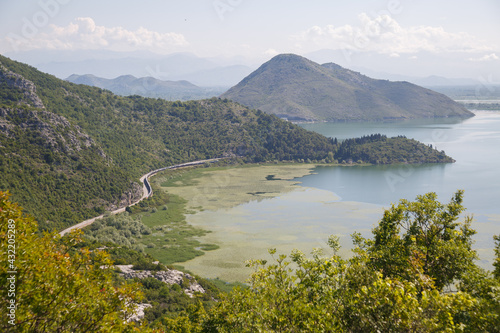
221 54 474 122
335 134 454 164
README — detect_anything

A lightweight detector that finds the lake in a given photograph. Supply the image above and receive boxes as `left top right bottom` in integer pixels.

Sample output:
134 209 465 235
299 111 500 216
179 111 500 282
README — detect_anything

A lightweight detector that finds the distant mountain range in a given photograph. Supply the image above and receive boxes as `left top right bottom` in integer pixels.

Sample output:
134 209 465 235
8 50 498 95
7 50 254 87
221 54 474 122
66 74 224 101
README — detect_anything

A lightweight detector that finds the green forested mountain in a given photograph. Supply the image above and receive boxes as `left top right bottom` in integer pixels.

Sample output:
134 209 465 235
0 54 454 231
221 54 474 122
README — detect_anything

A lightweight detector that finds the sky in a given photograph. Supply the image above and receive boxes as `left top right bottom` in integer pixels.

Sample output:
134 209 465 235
0 0 499 80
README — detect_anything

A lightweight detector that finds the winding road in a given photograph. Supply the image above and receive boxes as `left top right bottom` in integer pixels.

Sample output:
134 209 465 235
59 158 222 236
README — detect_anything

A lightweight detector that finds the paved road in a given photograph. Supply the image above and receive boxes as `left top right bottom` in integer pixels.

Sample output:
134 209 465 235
59 158 222 236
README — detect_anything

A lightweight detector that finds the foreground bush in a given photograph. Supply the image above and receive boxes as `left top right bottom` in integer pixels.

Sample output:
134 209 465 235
2 190 500 332
0 191 144 332
201 191 500 332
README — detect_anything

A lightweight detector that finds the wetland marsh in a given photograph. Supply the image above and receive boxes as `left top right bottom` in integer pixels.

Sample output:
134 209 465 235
152 164 384 282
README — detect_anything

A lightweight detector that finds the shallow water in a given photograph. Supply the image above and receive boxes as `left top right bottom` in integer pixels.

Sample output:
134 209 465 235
178 111 500 282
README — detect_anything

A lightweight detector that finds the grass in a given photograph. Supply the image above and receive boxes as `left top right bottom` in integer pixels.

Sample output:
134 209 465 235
84 163 318 278
206 278 248 294
83 171 221 265
140 194 187 227
156 164 317 213
135 192 220 265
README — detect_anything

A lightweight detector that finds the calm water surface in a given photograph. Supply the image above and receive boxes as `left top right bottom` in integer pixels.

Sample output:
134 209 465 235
299 111 500 214
182 111 500 281
298 111 500 259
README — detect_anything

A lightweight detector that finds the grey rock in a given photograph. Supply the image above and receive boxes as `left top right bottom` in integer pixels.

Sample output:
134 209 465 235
0 63 44 108
127 303 152 322
115 265 206 298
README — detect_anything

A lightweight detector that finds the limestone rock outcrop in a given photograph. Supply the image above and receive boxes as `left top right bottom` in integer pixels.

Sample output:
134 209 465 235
115 265 206 298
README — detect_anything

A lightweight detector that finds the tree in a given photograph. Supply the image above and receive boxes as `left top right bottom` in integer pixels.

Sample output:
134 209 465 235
203 236 476 332
494 234 500 279
0 191 145 332
201 191 497 332
355 190 477 290
457 265 500 331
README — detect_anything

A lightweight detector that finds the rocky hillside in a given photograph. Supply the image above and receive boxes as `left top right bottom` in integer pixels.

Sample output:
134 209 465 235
221 54 474 122
0 62 140 230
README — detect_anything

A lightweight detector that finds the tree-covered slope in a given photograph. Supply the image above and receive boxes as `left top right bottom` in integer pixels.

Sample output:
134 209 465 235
0 60 138 231
335 134 454 164
221 54 474 122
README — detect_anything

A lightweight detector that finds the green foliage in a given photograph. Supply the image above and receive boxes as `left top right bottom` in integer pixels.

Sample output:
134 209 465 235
202 243 477 332
141 277 219 330
356 190 477 290
458 265 500 331
192 191 499 332
84 213 152 248
105 245 159 267
0 81 23 105
335 134 455 164
0 191 144 332
82 189 217 265
152 303 207 333
494 234 500 279
0 106 132 231
204 279 247 294
139 194 213 264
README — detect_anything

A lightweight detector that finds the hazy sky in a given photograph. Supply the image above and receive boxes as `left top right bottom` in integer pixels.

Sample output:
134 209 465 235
1 0 499 79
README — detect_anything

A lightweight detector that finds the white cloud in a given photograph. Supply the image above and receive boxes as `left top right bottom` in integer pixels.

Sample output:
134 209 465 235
468 53 499 62
264 48 279 57
293 13 493 55
5 17 188 53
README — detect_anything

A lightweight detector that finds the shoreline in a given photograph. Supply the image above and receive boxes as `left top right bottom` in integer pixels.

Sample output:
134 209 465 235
153 163 384 282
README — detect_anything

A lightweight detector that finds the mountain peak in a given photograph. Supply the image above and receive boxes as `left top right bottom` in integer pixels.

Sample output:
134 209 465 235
269 53 309 62
115 74 137 80
221 55 473 122
265 53 320 70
